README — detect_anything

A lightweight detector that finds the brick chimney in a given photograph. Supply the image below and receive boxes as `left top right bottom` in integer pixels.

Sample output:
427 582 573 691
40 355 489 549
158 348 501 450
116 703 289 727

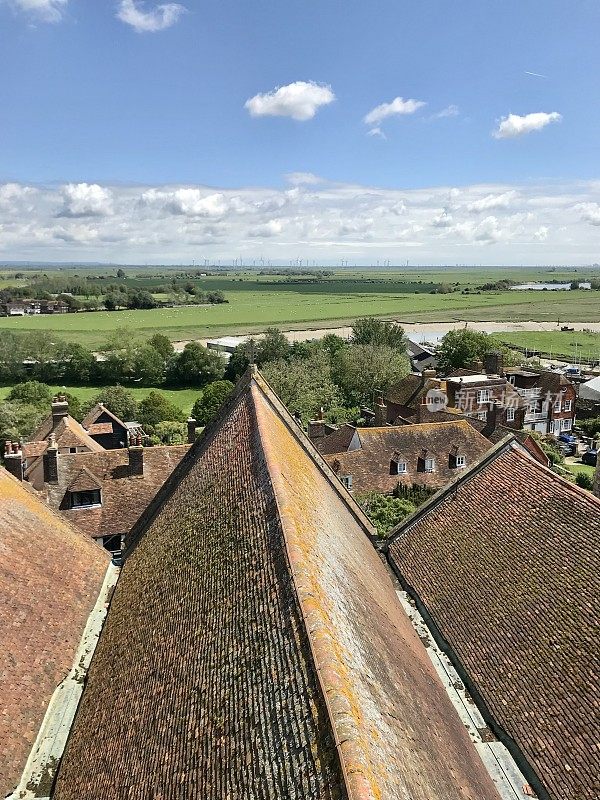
128 434 144 477
4 440 24 481
187 417 197 444
484 351 504 377
51 394 69 429
469 359 484 372
374 393 387 427
43 434 59 484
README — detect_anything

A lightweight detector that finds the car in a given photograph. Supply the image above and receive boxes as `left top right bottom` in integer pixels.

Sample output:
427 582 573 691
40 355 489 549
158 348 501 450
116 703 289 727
558 432 577 445
582 449 598 467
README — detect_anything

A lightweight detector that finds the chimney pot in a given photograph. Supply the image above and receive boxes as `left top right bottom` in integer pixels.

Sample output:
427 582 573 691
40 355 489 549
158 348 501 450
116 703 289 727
4 441 24 481
51 396 69 429
187 417 197 444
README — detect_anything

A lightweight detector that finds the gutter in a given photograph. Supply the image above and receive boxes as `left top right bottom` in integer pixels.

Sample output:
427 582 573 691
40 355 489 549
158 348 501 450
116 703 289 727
7 564 120 800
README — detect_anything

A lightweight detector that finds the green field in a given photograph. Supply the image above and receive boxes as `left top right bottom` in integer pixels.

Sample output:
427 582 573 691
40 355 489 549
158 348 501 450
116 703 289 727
0 385 200 415
0 268 598 347
565 462 596 480
497 330 600 361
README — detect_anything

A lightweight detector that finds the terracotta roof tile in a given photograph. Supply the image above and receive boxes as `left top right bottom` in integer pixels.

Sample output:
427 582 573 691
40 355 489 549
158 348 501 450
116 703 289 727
320 420 492 493
0 468 109 797
53 370 500 800
387 443 600 800
41 445 189 539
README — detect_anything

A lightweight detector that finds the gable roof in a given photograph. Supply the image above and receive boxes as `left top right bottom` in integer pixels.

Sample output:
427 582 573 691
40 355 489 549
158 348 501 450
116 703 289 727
314 421 357 455
40 445 190 539
24 415 104 476
320 420 492 493
53 370 500 800
81 402 128 430
386 439 600 800
0 468 109 797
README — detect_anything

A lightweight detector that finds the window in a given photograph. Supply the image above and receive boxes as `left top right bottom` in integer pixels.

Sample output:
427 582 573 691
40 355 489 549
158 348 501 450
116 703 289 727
554 399 561 412
455 455 466 468
70 489 101 508
477 411 487 421
506 408 515 422
102 534 122 553
69 447 77 454
477 389 491 404
340 475 353 490
563 400 572 412
561 418 572 431
424 457 435 472
391 459 407 475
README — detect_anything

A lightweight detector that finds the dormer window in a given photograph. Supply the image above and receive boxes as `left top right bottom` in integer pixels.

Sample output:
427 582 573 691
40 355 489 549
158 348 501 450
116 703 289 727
424 457 435 473
70 489 101 509
390 452 407 475
455 455 466 468
340 475 353 491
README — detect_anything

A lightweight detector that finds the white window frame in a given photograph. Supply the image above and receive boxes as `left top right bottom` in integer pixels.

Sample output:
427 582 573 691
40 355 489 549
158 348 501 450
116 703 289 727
395 461 407 474
424 457 436 473
563 399 572 412
455 455 466 468
477 389 491 404
506 408 515 422
554 399 561 412
560 418 572 431
477 411 487 421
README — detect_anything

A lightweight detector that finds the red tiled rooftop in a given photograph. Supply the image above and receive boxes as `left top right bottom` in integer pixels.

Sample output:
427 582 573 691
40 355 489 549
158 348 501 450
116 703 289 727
387 441 600 800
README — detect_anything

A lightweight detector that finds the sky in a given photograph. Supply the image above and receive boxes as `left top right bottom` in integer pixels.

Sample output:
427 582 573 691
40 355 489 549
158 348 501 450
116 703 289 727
0 0 599 265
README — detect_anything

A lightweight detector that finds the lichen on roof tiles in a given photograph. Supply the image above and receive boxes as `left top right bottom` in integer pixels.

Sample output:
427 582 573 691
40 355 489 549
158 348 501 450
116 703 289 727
52 370 501 800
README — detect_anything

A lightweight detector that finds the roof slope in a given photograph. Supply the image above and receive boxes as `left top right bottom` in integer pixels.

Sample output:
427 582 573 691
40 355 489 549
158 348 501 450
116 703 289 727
0 469 109 797
322 420 492 493
41 445 189 539
387 442 600 800
53 371 500 800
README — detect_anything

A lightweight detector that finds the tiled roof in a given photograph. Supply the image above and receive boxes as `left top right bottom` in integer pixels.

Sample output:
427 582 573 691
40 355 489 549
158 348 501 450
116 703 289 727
66 466 103 492
86 422 113 435
0 468 109 797
40 445 189 539
384 372 427 407
81 403 126 431
24 415 105 479
321 420 492 493
314 422 357 455
387 441 600 800
53 370 500 800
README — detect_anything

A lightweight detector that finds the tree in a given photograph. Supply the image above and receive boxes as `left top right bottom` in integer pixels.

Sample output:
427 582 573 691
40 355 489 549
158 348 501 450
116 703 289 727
63 392 83 421
356 492 416 538
256 328 289 365
61 342 97 383
191 380 234 425
103 293 121 311
7 381 53 410
575 472 594 491
154 421 187 444
138 391 185 428
0 401 44 445
262 351 342 422
116 268 126 279
332 344 410 407
168 342 224 387
224 342 252 381
351 318 406 350
437 329 492 372
84 386 138 422
148 333 175 360
132 345 167 385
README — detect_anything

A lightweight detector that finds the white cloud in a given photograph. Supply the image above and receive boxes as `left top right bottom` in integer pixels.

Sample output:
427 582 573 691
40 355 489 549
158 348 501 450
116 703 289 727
466 191 517 213
577 202 600 226
116 0 185 33
6 0 67 22
367 127 387 140
248 220 283 238
285 172 323 186
1 179 599 264
432 104 459 119
58 183 113 218
245 81 335 121
493 111 562 139
364 96 426 127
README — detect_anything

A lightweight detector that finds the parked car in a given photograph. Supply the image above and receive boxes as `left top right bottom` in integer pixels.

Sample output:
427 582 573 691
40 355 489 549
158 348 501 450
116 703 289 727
582 449 598 467
558 432 577 445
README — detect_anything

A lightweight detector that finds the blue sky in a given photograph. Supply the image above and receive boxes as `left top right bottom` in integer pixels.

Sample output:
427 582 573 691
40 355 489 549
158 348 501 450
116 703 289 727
0 0 599 263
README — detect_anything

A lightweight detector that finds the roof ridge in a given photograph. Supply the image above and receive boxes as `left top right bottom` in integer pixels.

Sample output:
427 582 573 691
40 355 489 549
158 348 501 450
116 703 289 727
251 371 376 537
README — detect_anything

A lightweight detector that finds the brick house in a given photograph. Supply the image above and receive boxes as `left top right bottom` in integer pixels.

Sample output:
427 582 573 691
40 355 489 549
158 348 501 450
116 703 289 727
504 367 577 435
81 402 144 450
310 419 493 494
